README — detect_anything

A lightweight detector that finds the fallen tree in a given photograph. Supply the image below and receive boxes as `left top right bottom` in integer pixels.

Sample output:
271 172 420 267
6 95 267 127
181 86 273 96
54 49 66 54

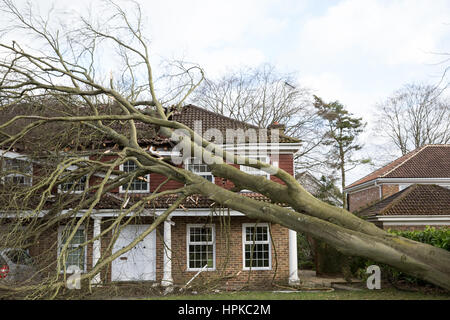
0 0 448 298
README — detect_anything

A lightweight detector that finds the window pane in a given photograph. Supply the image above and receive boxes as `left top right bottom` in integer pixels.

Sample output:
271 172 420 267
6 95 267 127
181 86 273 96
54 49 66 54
61 175 87 192
240 156 269 178
66 247 84 269
188 226 214 269
186 158 214 182
244 225 270 268
188 244 213 269
122 160 148 191
2 159 32 186
60 228 85 270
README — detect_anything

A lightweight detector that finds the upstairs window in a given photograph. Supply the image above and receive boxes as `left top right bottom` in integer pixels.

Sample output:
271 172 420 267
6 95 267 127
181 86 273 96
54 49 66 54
185 157 214 183
239 156 270 180
1 158 32 186
59 175 88 193
119 160 150 193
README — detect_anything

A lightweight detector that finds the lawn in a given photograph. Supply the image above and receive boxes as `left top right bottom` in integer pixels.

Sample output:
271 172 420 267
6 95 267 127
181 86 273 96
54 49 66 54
151 288 450 300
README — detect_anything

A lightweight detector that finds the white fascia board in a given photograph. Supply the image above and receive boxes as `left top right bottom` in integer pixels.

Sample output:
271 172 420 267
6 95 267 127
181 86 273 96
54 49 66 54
344 177 450 193
376 178 450 184
344 180 377 193
220 143 301 153
0 150 30 160
374 215 450 226
376 215 450 221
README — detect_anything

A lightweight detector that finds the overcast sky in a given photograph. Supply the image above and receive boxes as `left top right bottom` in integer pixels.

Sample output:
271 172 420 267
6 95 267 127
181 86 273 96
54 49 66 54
3 0 450 185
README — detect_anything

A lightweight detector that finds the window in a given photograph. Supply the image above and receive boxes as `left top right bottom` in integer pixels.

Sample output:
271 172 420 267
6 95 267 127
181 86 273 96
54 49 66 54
119 160 150 193
185 158 214 183
58 226 86 272
187 225 215 271
5 249 33 265
240 156 270 180
242 223 271 270
59 175 87 193
1 158 32 186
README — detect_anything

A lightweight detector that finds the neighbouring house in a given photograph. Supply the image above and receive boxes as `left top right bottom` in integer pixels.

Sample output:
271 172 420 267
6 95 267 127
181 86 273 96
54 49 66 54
344 144 450 230
357 184 450 230
0 104 303 289
296 171 342 207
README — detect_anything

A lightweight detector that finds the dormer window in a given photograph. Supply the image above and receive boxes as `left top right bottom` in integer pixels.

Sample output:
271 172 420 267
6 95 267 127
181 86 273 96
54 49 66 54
185 157 214 183
119 160 150 193
1 158 32 186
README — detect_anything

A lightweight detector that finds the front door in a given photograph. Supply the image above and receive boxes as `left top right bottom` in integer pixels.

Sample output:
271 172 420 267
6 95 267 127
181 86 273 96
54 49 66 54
111 225 156 281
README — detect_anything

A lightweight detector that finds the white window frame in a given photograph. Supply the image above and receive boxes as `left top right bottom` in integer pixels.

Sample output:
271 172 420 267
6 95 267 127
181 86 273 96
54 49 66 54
242 223 272 271
57 225 87 273
186 224 216 271
58 175 88 194
119 160 150 193
184 157 215 183
57 156 89 194
239 155 270 192
1 157 33 186
239 155 270 180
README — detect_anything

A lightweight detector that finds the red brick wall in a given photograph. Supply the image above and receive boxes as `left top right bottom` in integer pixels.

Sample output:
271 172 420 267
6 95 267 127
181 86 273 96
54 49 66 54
347 184 400 212
381 184 399 199
163 216 290 289
28 219 94 278
347 185 380 212
29 216 290 288
87 153 293 194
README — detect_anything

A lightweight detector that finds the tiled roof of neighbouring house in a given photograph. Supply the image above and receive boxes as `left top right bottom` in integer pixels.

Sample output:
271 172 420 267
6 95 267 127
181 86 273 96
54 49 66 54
357 184 450 217
345 145 450 189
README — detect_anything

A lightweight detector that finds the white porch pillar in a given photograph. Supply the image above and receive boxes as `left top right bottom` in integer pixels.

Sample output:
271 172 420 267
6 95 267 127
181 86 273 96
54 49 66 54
161 220 173 287
91 217 102 284
288 229 300 285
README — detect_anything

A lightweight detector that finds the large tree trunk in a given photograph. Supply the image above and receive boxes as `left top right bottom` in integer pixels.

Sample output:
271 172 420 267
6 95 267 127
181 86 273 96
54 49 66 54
190 180 450 290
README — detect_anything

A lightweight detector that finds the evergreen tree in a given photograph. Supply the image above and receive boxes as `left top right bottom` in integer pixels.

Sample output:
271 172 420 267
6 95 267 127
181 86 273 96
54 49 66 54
313 96 370 209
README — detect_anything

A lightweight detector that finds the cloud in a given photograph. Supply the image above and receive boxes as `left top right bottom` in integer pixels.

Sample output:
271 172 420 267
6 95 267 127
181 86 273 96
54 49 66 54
298 0 450 66
135 0 287 76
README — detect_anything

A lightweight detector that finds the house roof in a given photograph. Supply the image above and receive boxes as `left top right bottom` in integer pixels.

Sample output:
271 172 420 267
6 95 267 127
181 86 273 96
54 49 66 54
345 145 450 190
98 104 300 149
357 184 450 218
1 103 300 154
170 104 300 144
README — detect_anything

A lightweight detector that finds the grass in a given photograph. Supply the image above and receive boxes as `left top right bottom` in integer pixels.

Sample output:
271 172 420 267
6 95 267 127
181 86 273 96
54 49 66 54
149 288 450 300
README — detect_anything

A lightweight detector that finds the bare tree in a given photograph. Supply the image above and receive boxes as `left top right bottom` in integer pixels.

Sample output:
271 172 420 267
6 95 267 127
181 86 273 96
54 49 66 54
0 0 449 299
375 83 450 155
190 64 328 172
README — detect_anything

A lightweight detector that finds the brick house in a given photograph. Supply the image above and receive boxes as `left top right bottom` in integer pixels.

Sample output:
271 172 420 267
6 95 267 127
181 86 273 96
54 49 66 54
0 104 302 288
344 144 450 229
296 171 342 207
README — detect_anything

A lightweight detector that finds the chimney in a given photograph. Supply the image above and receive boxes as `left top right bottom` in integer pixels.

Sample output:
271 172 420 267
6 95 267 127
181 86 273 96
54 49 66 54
268 121 285 135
